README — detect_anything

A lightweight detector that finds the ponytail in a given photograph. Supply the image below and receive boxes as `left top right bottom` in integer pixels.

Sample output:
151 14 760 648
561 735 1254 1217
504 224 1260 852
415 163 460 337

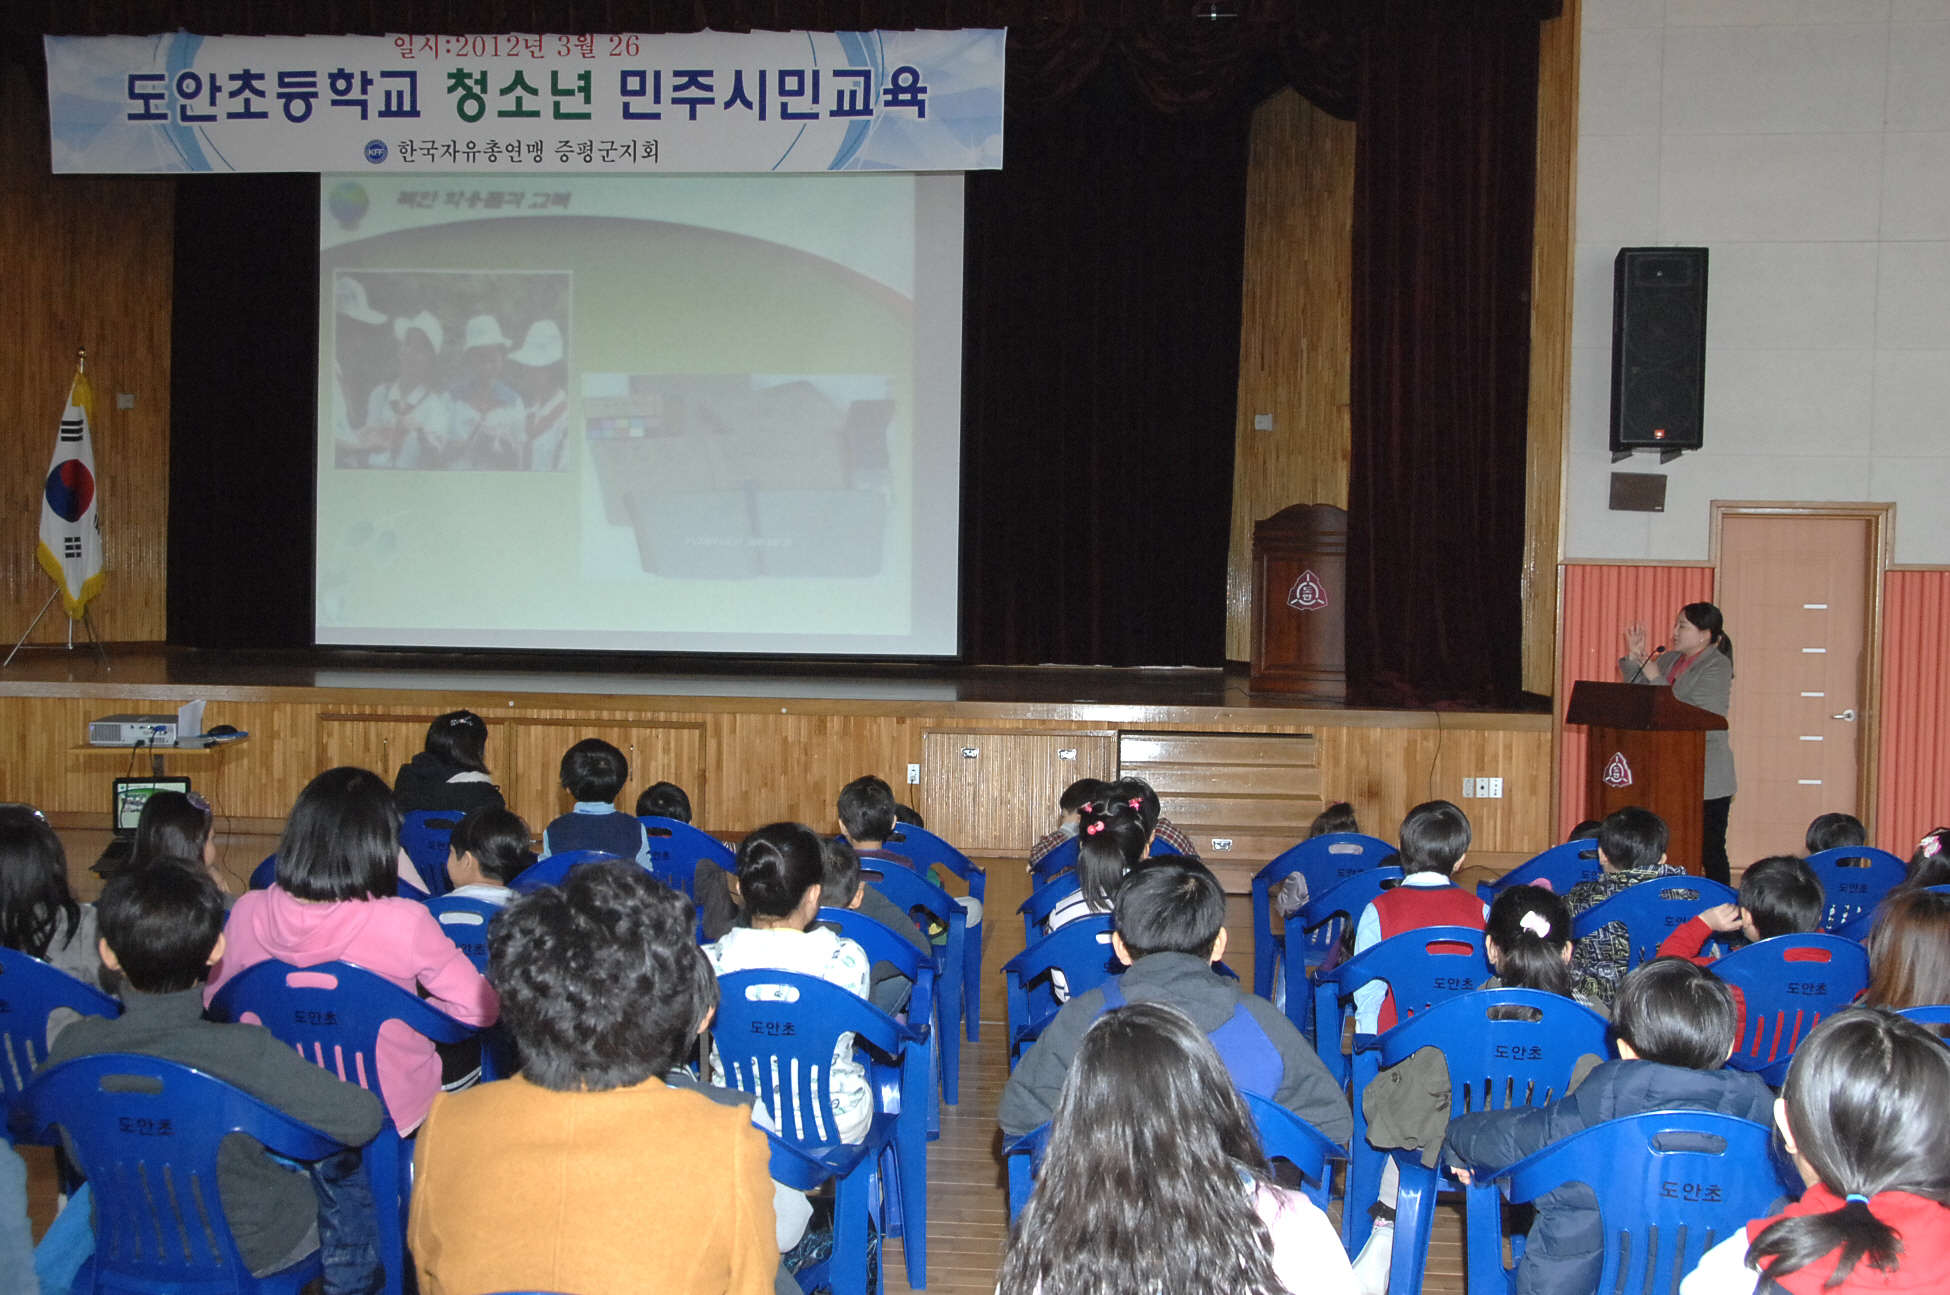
1485 885 1574 1001
1750 1195 1901 1289
1075 799 1149 912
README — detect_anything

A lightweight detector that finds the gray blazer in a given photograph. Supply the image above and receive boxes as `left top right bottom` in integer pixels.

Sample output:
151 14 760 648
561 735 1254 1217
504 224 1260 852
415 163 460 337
1619 645 1736 800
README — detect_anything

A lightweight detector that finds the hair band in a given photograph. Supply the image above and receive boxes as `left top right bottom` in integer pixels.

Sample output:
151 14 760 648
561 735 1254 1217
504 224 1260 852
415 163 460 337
1085 821 1105 836
1845 1194 1871 1206
1922 834 1944 859
1518 911 1552 939
1128 797 1143 811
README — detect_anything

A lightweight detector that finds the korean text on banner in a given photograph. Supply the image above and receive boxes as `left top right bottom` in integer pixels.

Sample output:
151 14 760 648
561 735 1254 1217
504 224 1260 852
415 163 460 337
37 364 106 620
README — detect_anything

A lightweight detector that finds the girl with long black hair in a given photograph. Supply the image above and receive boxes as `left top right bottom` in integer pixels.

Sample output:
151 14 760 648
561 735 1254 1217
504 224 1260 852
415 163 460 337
0 803 102 987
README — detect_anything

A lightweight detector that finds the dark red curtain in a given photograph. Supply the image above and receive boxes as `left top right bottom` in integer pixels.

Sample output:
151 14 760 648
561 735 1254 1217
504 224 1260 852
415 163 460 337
1344 13 1543 706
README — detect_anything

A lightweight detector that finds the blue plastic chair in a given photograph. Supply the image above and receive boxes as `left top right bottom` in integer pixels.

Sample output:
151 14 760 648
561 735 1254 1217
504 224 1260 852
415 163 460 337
1368 989 1613 1292
1251 833 1397 998
819 907 940 1137
1002 915 1120 1067
1844 882 1950 942
1281 867 1406 1036
864 865 966 1108
0 947 121 1106
248 852 277 890
1570 876 1738 972
1031 835 1079 881
399 809 464 896
1476 840 1605 905
714 969 923 1293
1805 846 1909 933
208 960 481 1295
639 816 735 935
1019 871 1085 939
1312 926 1488 1089
1897 1004 1950 1035
1712 933 1870 1085
17 1053 351 1295
1493 1111 1792 1295
884 825 988 1043
507 849 614 895
422 895 502 974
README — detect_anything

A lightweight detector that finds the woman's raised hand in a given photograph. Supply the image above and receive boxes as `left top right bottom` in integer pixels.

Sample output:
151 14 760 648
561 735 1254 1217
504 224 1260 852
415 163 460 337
1623 620 1649 663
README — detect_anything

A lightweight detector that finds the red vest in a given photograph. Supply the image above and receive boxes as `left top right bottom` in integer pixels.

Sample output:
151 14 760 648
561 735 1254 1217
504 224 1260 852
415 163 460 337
1368 881 1487 1031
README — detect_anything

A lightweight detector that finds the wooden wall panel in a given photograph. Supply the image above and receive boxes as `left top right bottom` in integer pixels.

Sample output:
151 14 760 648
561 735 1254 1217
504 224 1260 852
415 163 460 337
1877 570 1950 856
1225 89 1357 661
0 63 172 645
922 730 1117 852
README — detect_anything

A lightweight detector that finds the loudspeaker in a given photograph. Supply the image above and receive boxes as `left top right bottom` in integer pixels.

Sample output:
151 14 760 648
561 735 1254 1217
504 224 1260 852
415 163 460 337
1610 247 1708 459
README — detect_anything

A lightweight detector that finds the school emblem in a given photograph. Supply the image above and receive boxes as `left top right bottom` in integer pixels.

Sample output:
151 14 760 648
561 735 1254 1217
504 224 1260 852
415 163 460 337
1287 569 1329 611
1603 752 1634 788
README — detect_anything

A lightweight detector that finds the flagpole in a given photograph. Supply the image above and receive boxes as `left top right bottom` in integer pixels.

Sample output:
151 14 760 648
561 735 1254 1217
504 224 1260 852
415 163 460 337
79 606 110 670
2 590 61 669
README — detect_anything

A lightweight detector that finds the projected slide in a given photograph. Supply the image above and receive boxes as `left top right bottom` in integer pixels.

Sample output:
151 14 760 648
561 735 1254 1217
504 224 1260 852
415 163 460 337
315 172 962 656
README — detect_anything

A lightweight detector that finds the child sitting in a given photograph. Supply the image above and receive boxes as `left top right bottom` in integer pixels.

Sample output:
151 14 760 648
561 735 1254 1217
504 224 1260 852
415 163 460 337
1042 794 1152 933
1900 827 1950 890
1565 806 1687 1007
820 835 926 1015
840 773 983 930
1804 812 1867 856
1000 858 1350 1145
1861 887 1950 1022
1275 801 1364 920
1351 800 1488 1034
52 862 384 1282
1657 854 1822 963
1681 1007 1950 1295
1444 959 1775 1295
444 805 535 905
540 738 649 866
634 780 693 823
1482 884 1607 1018
1027 778 1112 867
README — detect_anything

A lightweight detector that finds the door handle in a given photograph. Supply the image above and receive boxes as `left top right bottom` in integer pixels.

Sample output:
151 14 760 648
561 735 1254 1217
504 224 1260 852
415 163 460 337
1832 709 1857 722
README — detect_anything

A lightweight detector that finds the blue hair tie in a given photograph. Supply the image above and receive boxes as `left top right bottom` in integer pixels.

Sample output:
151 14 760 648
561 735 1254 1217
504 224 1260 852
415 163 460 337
1845 1194 1870 1206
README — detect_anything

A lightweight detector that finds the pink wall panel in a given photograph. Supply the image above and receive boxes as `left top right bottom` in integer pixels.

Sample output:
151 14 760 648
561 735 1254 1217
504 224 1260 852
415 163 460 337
1556 564 1716 839
1877 570 1950 856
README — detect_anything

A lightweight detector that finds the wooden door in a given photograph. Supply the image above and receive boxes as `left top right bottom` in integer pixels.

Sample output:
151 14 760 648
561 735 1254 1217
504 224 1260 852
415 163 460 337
501 720 706 831
920 730 1117 853
1717 514 1875 868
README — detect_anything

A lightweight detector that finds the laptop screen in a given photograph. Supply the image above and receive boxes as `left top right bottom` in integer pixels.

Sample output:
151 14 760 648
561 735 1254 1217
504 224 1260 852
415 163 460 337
112 777 191 835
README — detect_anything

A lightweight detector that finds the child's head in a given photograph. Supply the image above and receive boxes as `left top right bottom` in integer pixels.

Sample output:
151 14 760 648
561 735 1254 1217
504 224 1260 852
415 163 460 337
559 738 628 804
1738 855 1824 940
1111 859 1227 963
1805 812 1867 856
1398 800 1470 876
1597 806 1668 873
634 781 693 823
97 860 228 994
1567 819 1603 842
1308 802 1360 839
1865 888 1950 1012
1612 958 1737 1069
448 806 534 887
732 822 828 927
1076 796 1150 911
1000 1000 1283 1295
893 803 924 829
277 767 400 901
821 835 864 910
1058 779 1110 825
1106 778 1162 835
1905 828 1950 889
1484 885 1574 998
1751 1008 1950 1286
129 791 215 873
837 775 897 845
0 804 78 962
490 861 713 1092
425 710 490 774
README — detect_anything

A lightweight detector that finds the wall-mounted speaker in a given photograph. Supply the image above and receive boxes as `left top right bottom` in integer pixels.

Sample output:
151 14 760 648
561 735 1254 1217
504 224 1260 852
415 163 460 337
1610 247 1708 462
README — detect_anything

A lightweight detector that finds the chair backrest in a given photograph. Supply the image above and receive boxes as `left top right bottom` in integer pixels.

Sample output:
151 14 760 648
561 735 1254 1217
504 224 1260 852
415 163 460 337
883 825 980 884
249 852 277 891
638 816 735 897
1323 925 1489 1025
1478 840 1605 903
399 809 465 896
713 969 903 1147
818 908 933 988
1711 934 1870 1078
1896 1004 1950 1032
1019 871 1085 930
1292 867 1407 962
1257 833 1398 895
1377 988 1611 1115
20 1053 344 1293
423 896 504 974
1032 835 1079 880
1004 916 1121 1003
865 864 960 934
1501 1110 1789 1295
208 960 477 1109
1241 1091 1343 1210
1805 847 1909 933
1571 877 1739 971
0 947 121 1099
506 848 613 895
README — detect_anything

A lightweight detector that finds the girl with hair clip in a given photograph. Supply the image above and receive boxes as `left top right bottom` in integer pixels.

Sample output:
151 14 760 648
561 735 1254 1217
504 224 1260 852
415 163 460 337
1041 795 1151 934
1482 885 1607 1018
999 1000 1355 1295
129 789 230 897
1898 827 1950 891
393 710 505 815
1681 1007 1950 1295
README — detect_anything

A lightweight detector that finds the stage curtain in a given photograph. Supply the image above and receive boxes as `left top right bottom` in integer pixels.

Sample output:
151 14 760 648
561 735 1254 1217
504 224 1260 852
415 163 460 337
1343 14 1542 707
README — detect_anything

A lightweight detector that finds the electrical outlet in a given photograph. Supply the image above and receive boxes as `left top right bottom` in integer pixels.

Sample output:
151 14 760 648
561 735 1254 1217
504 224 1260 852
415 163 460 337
906 763 920 785
1488 777 1503 799
1210 838 1233 851
1253 413 1274 431
1462 778 1475 798
116 393 136 410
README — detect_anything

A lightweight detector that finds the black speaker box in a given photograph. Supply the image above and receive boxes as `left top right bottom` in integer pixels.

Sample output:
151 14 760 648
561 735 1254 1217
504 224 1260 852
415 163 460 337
1610 247 1708 458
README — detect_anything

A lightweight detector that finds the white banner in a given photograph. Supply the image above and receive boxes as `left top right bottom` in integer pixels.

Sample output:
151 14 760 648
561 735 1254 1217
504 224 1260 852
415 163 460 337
45 30 1004 174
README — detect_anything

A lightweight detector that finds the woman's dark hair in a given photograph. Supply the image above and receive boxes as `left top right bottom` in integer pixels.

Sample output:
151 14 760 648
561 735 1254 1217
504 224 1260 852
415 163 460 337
1599 805 1669 872
450 806 534 886
559 738 627 804
1398 800 1471 875
1864 888 1950 1015
97 859 227 994
1076 797 1150 913
1308 802 1360 839
1485 885 1574 1000
424 710 490 774
734 822 827 919
998 1001 1286 1295
1679 601 1732 668
275 767 400 902
1612 958 1736 1069
490 861 711 1091
128 791 213 872
1903 828 1950 890
0 805 81 960
1106 778 1162 834
1747 1008 1950 1287
633 781 692 824
1805 812 1867 855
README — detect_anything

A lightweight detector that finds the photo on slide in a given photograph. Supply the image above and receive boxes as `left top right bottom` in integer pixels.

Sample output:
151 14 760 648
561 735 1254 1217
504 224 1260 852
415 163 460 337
579 373 896 581
331 269 571 473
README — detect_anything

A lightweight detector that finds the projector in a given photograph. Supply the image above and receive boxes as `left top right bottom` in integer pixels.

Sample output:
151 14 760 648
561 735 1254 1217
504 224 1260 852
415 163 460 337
87 715 179 747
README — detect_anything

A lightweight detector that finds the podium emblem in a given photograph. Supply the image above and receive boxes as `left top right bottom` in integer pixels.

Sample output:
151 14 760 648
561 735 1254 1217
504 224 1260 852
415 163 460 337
1602 752 1634 788
1287 569 1329 611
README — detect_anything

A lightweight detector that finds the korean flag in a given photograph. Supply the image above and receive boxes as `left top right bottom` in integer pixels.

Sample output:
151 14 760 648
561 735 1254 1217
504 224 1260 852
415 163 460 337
36 363 105 618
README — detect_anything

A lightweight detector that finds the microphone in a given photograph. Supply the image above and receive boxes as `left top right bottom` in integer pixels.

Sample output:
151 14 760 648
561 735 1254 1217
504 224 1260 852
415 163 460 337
1627 646 1666 685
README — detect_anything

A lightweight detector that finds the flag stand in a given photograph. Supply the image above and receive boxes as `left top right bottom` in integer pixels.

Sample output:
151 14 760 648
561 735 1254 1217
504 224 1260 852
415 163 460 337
3 590 110 671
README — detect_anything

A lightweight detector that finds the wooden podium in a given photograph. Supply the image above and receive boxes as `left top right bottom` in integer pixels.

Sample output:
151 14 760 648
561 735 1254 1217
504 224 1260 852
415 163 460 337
1249 504 1346 699
1565 681 1727 877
